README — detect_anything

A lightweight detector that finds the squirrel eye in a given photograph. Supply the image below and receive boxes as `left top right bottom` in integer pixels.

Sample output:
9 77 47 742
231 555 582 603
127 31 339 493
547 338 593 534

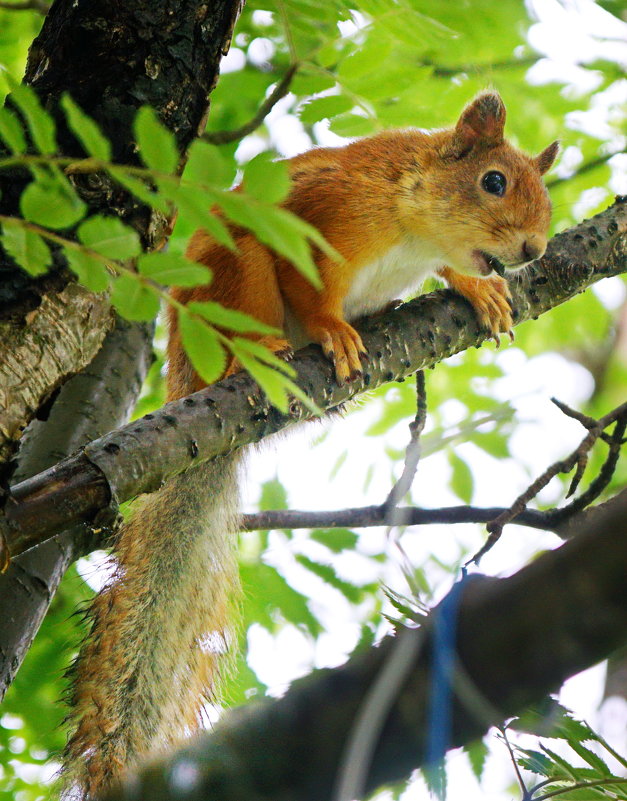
481 170 507 196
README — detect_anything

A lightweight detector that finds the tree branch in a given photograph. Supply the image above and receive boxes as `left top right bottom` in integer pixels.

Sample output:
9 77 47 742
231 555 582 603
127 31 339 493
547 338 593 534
468 399 627 564
203 64 299 145
240 504 560 533
102 488 627 801
3 198 626 560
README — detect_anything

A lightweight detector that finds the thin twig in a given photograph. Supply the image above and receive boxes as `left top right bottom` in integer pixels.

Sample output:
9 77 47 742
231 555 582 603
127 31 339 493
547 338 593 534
547 416 627 525
468 400 627 565
533 777 627 801
203 63 299 146
421 55 539 77
498 727 529 800
546 150 625 189
382 371 427 520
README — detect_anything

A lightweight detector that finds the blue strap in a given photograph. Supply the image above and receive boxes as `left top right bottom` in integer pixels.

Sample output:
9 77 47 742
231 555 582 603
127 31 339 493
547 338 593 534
425 570 468 795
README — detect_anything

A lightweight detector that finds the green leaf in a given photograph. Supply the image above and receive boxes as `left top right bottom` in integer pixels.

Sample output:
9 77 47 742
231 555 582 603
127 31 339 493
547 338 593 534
64 247 109 292
1 221 52 275
60 93 111 161
259 478 288 512
240 561 321 636
10 83 57 154
230 337 295 376
517 749 554 777
243 152 291 204
290 69 336 95
568 741 610 776
424 760 447 801
448 449 474 503
215 192 324 288
472 430 509 459
295 555 364 603
229 346 291 412
189 300 281 336
463 739 489 781
185 139 236 188
110 273 160 321
108 167 171 213
20 173 87 229
299 94 354 124
138 252 211 287
309 528 358 553
0 107 26 153
175 184 236 250
541 745 581 780
178 308 226 384
329 450 348 480
329 113 376 138
78 215 141 259
338 37 393 80
134 106 179 173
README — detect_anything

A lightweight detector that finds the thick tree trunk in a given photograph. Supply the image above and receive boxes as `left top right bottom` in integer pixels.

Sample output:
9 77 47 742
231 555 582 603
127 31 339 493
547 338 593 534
0 0 243 694
0 319 153 698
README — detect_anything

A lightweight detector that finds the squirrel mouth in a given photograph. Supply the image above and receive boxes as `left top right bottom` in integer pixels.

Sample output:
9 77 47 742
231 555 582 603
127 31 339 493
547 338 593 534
473 250 507 277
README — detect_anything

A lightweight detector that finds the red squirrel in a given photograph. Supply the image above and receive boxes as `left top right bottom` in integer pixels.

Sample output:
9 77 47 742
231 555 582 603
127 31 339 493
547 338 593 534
63 92 557 798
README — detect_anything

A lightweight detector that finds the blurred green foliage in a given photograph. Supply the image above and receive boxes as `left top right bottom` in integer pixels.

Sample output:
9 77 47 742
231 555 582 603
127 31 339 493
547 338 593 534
1 0 625 798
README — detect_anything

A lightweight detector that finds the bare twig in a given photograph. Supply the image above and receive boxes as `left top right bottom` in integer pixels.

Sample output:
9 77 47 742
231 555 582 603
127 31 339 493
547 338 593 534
382 371 427 519
242 504 557 533
420 56 539 77
203 64 298 145
468 400 627 565
547 415 627 524
498 727 530 800
546 150 626 190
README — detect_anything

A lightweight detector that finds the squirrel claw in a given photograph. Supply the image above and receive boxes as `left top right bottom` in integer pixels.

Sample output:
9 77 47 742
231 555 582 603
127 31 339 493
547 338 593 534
308 316 366 386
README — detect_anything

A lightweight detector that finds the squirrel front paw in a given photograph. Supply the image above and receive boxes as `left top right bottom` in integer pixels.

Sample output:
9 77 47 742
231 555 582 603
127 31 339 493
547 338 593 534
306 315 368 385
440 269 514 341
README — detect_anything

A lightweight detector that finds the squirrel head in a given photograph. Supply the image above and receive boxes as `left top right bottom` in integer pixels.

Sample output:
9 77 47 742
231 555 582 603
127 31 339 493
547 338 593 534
399 91 559 279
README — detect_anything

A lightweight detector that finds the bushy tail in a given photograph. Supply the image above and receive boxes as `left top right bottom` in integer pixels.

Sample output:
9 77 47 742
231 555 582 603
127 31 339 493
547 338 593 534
62 455 241 799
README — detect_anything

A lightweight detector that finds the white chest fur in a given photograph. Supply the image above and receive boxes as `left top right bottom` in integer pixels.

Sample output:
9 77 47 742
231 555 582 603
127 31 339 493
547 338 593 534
342 235 446 321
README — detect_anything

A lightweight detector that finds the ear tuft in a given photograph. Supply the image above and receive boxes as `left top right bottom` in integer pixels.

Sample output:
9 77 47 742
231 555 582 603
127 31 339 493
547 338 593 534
446 91 506 159
535 140 559 175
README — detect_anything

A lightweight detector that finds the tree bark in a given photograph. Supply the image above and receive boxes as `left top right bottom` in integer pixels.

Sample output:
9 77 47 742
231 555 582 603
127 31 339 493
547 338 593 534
0 0 243 463
102 488 627 801
0 318 153 698
4 198 627 559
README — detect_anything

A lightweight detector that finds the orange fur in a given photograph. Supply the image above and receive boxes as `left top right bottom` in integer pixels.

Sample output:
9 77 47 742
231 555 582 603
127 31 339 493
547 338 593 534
171 91 556 385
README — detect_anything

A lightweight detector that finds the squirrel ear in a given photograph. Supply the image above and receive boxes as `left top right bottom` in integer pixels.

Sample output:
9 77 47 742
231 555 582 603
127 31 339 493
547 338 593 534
447 92 506 158
535 140 559 175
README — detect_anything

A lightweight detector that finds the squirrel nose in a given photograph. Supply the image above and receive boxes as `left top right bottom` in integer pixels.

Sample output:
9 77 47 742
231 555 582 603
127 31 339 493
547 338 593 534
521 238 545 263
